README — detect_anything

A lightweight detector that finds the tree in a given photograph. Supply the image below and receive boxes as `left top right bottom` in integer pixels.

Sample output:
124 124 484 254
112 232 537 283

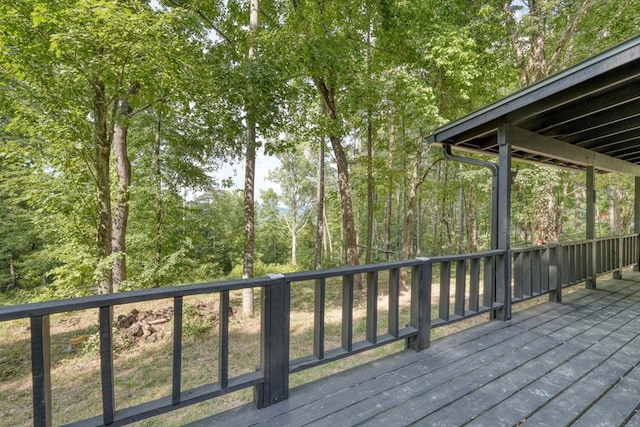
267 147 316 266
0 1 228 295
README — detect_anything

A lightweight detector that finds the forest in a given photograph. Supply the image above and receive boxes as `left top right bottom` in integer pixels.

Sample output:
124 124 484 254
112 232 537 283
1 0 639 305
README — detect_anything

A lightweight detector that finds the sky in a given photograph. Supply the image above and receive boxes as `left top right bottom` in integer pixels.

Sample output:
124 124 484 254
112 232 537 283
215 150 282 199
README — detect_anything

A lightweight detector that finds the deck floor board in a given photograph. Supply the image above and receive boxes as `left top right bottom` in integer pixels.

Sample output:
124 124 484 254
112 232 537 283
188 272 640 427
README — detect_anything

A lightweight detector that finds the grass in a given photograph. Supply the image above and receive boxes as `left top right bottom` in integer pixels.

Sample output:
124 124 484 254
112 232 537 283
0 269 567 426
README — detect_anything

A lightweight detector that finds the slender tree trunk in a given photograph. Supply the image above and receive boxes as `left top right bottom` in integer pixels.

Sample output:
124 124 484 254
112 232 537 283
93 79 113 295
242 0 259 315
365 23 374 265
315 139 325 270
574 182 584 234
153 114 163 287
323 208 332 259
291 218 298 266
313 77 360 278
384 112 395 261
9 256 16 290
112 84 135 291
608 184 622 234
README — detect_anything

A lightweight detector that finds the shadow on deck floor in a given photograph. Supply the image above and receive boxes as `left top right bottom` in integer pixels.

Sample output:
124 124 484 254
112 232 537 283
188 272 640 427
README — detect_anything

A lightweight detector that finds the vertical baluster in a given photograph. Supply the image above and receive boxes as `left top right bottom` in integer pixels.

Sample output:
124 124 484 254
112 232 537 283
483 256 494 308
219 291 230 389
469 258 480 312
514 252 523 299
30 315 51 427
342 274 354 352
562 246 570 286
523 251 532 297
532 250 541 295
410 258 431 351
439 261 451 321
388 268 400 337
366 271 378 344
99 307 115 425
454 260 466 317
172 297 183 405
541 247 550 293
314 278 326 358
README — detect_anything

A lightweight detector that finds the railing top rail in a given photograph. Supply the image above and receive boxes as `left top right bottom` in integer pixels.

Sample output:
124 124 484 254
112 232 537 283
511 233 640 251
0 276 272 321
0 249 509 322
428 249 506 263
282 258 425 281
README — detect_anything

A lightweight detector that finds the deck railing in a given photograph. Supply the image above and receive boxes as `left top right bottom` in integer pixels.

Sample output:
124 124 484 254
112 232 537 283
0 235 637 426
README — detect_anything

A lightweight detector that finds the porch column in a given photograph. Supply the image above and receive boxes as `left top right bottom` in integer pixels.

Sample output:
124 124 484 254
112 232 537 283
586 166 596 288
496 125 512 320
635 176 640 271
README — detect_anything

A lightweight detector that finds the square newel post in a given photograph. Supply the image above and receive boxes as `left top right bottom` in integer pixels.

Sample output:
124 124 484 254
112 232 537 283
586 166 597 288
496 125 512 321
255 274 290 408
31 315 52 427
635 176 640 271
409 258 432 351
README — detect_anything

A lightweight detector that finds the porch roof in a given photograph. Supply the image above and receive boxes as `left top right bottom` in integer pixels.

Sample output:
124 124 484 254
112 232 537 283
426 35 640 176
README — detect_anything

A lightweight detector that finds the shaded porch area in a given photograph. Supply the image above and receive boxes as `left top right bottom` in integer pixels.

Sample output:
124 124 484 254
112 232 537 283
192 271 640 427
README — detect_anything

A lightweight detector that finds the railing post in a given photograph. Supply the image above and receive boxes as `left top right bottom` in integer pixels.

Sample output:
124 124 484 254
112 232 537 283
496 127 512 320
409 258 431 351
255 274 290 408
586 166 597 288
635 177 640 271
30 315 52 427
99 306 115 425
548 244 562 303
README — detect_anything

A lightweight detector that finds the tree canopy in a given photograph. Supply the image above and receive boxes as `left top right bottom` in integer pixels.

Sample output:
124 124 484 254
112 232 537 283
1 0 638 301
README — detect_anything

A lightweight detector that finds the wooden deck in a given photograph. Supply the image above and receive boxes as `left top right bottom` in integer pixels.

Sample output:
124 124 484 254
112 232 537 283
189 271 640 427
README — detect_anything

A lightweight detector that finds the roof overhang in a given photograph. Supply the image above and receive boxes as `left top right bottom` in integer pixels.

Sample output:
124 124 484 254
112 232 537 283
426 35 640 176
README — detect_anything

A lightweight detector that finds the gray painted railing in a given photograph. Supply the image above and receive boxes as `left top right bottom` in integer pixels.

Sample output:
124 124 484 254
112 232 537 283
0 236 637 426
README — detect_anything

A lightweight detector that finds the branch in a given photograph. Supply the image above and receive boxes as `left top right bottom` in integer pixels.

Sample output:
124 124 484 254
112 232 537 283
545 0 595 75
163 0 234 44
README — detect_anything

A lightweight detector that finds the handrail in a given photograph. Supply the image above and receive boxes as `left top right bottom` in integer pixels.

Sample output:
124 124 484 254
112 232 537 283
1 235 637 426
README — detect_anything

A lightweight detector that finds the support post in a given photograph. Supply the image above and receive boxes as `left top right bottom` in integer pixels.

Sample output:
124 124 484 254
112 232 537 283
255 275 290 408
409 258 431 351
586 166 597 288
496 125 512 320
99 306 115 426
30 315 51 427
635 176 640 271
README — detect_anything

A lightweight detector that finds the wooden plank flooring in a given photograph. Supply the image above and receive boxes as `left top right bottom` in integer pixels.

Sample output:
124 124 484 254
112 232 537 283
188 272 640 427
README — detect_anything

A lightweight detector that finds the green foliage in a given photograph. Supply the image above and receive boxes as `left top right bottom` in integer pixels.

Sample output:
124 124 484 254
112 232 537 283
1 0 639 303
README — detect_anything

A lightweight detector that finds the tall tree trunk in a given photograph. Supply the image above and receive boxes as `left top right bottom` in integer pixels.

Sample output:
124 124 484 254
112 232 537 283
313 76 360 277
330 134 360 272
93 79 113 295
384 112 395 261
315 139 325 270
365 23 374 265
574 182 584 234
112 84 135 291
153 114 163 287
9 256 16 290
608 184 622 235
242 0 259 315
